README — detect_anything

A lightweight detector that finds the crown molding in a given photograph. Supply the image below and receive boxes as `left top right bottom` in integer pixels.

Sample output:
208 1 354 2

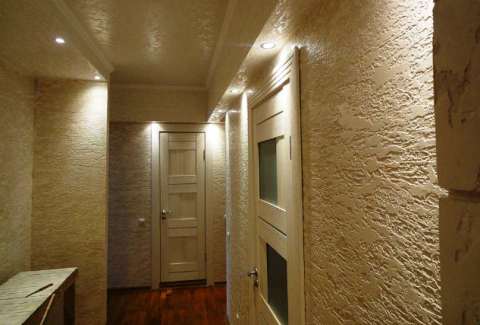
47 0 114 77
111 83 208 92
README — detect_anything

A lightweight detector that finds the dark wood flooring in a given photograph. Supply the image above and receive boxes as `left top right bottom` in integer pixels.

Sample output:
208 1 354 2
107 285 227 325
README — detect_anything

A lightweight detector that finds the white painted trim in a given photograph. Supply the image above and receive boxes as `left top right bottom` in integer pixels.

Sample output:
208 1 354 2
151 123 225 288
111 83 207 92
205 0 237 88
47 0 114 77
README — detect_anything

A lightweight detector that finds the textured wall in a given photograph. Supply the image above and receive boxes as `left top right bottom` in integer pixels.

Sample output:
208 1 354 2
108 122 226 287
32 80 108 325
225 95 251 323
109 86 207 122
434 0 480 323
108 122 152 288
0 63 34 284
206 124 227 282
225 0 443 324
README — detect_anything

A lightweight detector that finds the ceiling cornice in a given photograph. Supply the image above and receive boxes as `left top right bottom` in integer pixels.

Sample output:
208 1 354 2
47 0 114 78
111 83 207 92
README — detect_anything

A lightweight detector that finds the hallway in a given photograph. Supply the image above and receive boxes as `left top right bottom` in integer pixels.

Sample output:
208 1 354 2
1 0 479 324
107 285 226 325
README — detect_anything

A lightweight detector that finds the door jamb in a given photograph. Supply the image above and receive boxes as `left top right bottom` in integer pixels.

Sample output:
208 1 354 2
151 122 224 289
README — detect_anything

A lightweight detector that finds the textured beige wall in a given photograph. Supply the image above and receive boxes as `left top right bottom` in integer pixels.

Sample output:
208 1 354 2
32 80 108 325
206 124 227 282
225 0 443 324
434 0 480 323
225 96 251 323
108 122 152 288
109 86 207 122
108 122 226 287
0 63 34 284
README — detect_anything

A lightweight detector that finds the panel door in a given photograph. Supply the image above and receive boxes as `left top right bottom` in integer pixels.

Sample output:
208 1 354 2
252 84 297 325
160 132 206 282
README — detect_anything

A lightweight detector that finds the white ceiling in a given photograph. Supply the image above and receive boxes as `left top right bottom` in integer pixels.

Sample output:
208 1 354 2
65 0 228 87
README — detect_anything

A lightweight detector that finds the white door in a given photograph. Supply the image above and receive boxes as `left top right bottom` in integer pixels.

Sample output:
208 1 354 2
160 132 206 282
249 51 304 325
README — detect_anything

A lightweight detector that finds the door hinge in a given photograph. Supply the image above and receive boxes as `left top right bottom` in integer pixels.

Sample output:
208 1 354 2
203 149 206 161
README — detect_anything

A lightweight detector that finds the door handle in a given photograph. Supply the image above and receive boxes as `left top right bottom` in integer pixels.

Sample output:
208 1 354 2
161 209 171 220
247 267 259 288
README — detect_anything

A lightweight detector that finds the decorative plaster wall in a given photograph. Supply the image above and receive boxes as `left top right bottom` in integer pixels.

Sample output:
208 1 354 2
108 122 226 288
0 63 34 284
225 95 251 323
109 86 208 122
108 122 152 288
434 0 480 323
225 0 443 324
32 80 108 325
206 124 227 282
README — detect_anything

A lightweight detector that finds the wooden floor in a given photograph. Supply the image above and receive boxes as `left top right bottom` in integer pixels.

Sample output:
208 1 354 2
107 285 227 325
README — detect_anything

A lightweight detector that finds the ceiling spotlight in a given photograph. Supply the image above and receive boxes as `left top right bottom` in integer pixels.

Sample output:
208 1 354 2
55 37 66 44
260 41 276 50
94 75 101 80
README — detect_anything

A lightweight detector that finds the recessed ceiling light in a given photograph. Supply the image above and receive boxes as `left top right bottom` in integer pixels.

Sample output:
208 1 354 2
230 88 240 94
260 41 276 50
55 37 65 44
94 75 101 80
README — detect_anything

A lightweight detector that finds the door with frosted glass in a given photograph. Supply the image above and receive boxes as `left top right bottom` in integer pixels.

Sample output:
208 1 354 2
160 132 206 282
251 84 292 325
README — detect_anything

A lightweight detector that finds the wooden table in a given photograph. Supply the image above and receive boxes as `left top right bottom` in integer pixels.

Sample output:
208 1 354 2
0 268 77 325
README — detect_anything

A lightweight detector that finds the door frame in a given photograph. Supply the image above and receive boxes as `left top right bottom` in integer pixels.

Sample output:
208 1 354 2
247 47 305 324
151 122 224 289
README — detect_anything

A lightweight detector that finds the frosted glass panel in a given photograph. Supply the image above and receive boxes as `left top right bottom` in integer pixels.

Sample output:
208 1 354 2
267 244 288 324
259 139 277 204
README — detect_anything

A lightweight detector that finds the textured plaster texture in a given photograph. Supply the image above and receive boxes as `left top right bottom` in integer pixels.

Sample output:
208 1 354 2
109 86 207 122
206 124 227 282
0 62 34 284
0 0 100 81
108 122 226 287
225 0 443 324
65 0 227 86
225 96 251 323
434 0 480 323
32 80 108 325
108 122 152 288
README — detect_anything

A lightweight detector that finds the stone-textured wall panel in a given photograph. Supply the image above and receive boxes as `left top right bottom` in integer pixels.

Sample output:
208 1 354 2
32 80 108 325
109 87 207 122
226 0 443 324
440 197 480 325
108 122 152 288
434 0 480 191
0 63 34 283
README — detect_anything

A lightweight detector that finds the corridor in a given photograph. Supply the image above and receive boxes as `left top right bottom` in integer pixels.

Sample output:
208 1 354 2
1 0 479 324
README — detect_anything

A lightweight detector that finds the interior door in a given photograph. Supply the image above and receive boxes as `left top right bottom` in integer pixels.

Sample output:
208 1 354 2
160 132 206 282
250 82 302 325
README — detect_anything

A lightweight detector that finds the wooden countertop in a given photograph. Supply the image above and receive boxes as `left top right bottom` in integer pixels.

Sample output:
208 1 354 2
0 268 77 325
